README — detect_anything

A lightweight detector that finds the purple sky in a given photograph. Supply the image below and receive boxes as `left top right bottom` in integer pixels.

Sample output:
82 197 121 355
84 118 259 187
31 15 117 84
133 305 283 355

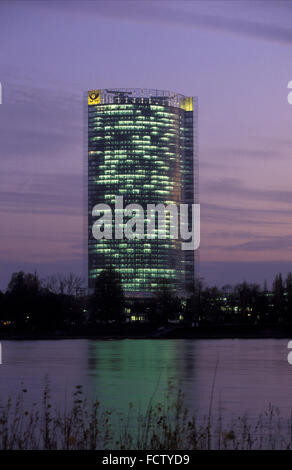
0 0 292 290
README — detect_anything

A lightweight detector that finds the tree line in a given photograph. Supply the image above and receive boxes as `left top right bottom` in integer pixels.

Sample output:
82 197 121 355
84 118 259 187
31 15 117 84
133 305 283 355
0 269 292 331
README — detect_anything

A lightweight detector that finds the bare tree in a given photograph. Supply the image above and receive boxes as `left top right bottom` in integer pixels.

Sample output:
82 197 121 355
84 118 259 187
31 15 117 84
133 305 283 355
42 273 84 296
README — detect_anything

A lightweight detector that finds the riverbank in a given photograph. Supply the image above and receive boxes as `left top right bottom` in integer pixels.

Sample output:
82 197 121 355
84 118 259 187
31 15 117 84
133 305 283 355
0 324 292 340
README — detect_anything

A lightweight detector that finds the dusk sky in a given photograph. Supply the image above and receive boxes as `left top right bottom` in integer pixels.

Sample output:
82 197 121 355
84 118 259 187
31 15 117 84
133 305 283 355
0 0 292 290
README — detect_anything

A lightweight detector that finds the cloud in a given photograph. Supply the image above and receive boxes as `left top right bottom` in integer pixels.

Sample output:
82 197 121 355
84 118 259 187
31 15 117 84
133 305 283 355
204 229 269 240
203 178 292 205
0 83 82 160
201 137 292 174
215 147 288 161
200 202 292 230
36 0 292 46
0 84 85 216
0 83 85 215
200 160 239 171
0 172 83 215
223 234 292 252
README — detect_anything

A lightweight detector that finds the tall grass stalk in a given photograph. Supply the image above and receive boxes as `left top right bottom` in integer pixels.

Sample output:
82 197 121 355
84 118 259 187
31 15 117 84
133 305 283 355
0 383 290 450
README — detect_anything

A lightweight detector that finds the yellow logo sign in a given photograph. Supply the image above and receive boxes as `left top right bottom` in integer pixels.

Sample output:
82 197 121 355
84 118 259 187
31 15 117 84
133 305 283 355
180 97 193 111
88 90 101 105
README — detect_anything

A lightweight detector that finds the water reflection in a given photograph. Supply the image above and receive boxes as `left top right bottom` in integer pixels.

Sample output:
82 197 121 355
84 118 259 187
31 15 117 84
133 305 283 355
87 340 185 411
0 339 291 421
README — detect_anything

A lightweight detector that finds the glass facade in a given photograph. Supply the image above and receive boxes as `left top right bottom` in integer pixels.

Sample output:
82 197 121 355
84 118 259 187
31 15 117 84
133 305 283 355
87 89 198 298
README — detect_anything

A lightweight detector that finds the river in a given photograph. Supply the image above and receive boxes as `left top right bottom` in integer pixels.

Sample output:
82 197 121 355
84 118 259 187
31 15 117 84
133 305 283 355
0 338 291 422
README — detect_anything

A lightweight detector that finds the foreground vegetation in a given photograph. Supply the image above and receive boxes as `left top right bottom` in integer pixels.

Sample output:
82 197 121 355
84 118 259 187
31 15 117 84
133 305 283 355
0 383 291 450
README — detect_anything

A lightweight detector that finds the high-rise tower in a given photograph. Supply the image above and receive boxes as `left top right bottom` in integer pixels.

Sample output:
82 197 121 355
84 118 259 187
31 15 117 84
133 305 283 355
87 88 198 298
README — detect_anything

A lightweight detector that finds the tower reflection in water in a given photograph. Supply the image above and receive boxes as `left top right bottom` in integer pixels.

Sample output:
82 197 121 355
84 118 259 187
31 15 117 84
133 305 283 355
87 339 192 414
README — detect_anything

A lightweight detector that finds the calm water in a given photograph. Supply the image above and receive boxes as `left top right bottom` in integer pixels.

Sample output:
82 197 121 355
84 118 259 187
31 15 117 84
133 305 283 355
0 339 292 420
